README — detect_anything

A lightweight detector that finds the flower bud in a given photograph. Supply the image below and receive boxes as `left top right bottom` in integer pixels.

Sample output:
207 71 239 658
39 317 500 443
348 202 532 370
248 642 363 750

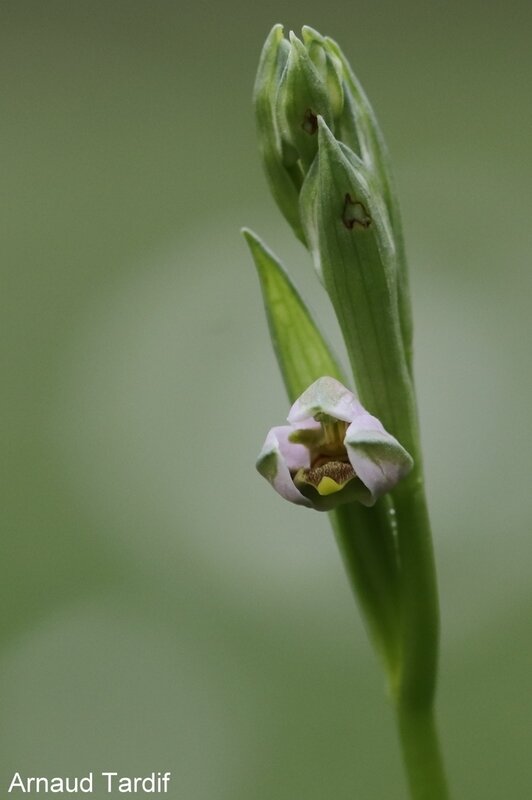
253 24 306 243
253 27 343 243
253 25 414 370
275 32 334 170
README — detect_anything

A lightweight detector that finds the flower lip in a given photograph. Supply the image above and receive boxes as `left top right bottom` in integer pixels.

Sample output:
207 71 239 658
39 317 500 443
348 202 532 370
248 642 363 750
257 377 414 511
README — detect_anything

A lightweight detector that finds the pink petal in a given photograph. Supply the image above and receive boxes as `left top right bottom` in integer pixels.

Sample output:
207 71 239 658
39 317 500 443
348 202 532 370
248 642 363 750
288 376 362 424
256 427 312 507
273 424 314 470
344 413 413 505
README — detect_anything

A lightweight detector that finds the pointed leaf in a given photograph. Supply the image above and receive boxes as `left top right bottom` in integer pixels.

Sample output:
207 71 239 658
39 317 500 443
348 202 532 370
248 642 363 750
242 228 345 403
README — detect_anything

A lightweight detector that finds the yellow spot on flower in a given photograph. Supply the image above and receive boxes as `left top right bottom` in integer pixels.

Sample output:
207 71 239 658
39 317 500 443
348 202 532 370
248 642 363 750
316 476 344 496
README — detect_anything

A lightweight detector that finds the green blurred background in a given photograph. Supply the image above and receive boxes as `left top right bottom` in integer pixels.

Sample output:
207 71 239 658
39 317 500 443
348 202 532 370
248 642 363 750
2 1 532 797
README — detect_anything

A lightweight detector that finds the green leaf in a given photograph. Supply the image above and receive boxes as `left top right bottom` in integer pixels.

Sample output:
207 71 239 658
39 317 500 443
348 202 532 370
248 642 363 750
242 227 344 403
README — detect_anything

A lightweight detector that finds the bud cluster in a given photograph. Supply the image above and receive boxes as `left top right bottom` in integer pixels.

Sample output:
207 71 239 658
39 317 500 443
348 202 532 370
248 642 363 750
255 25 417 457
255 27 397 245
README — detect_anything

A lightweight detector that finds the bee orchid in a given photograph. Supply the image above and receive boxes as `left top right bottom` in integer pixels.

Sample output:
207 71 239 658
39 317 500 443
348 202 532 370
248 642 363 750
257 376 413 511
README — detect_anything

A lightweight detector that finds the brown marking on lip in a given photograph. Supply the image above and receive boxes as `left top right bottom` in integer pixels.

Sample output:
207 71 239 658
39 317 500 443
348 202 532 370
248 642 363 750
300 460 356 488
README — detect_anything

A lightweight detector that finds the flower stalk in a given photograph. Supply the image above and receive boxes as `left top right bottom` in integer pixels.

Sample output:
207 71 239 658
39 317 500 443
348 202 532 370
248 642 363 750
245 25 450 799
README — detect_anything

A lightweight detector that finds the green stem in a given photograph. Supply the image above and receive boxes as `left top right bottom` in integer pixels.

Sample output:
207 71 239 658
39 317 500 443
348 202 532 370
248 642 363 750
393 475 439 708
396 705 449 800
332 471 450 799
330 499 401 687
391 472 450 799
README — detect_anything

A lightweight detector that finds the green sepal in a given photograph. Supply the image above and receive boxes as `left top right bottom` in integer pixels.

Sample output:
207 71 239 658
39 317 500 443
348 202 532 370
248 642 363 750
253 25 307 245
322 35 401 239
299 119 417 452
242 228 345 403
322 35 414 370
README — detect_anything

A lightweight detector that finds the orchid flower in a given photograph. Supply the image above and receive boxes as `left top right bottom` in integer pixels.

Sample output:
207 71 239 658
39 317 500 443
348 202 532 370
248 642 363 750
257 376 412 511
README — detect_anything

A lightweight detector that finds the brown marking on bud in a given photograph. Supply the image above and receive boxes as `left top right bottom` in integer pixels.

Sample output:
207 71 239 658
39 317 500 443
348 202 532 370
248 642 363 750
342 193 372 230
301 108 318 135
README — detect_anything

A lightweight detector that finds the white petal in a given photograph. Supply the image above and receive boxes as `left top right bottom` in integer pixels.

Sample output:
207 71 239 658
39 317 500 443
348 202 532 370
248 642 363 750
288 376 361 424
344 414 413 505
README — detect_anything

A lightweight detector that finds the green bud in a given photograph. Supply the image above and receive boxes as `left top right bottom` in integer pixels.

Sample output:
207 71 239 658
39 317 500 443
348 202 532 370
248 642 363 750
253 25 306 244
253 27 346 246
301 27 344 124
253 25 414 372
275 32 333 171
